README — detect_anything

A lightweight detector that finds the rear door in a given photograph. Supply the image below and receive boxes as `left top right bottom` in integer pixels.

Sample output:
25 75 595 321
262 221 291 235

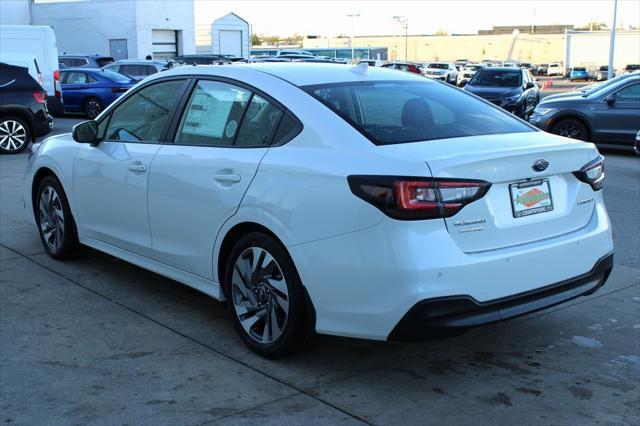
147 79 284 279
60 71 90 110
593 82 640 146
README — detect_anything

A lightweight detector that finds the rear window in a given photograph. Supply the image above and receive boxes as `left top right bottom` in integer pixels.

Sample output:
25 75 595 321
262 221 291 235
97 57 115 67
573 67 586 71
427 63 448 69
303 80 532 146
626 64 640 71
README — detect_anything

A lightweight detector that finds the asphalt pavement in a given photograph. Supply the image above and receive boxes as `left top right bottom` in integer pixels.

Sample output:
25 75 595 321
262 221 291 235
1 112 638 425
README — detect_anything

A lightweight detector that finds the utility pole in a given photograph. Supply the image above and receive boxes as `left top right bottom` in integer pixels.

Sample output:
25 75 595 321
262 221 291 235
393 16 408 61
347 13 360 63
607 0 618 79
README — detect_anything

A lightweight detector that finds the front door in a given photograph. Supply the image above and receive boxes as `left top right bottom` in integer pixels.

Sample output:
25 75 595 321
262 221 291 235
72 79 187 256
148 79 284 279
593 82 640 146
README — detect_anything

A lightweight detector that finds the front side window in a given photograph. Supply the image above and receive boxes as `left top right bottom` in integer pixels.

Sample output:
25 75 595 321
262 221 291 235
614 83 640 103
103 79 185 143
304 80 532 145
175 80 251 146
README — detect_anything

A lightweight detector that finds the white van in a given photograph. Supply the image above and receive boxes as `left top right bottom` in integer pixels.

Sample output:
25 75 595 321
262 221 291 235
0 25 63 114
0 53 43 86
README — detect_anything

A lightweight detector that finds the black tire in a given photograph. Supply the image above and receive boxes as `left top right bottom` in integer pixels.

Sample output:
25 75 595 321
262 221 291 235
35 175 80 260
0 116 31 154
83 97 103 119
224 232 309 358
551 118 589 141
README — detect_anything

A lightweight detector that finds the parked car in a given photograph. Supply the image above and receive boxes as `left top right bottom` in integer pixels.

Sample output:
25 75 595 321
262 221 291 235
536 63 549 76
59 54 114 69
24 63 613 357
174 54 230 65
358 59 379 66
543 71 640 102
464 67 540 118
1 25 63 115
595 66 614 81
103 59 173 82
59 68 135 118
422 62 458 83
530 74 640 150
381 62 422 74
547 63 564 76
518 62 536 74
624 64 640 74
570 67 590 82
456 63 484 86
0 62 52 154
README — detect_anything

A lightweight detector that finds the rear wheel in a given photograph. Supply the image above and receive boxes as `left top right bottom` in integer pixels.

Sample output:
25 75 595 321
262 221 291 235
551 119 588 141
224 232 309 358
35 176 80 259
0 116 30 154
83 97 103 119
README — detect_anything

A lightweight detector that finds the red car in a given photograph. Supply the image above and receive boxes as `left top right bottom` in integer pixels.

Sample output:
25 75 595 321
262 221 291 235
381 62 423 74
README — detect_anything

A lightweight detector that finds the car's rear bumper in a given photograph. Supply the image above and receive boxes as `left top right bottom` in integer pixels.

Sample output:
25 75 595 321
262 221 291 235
388 252 613 341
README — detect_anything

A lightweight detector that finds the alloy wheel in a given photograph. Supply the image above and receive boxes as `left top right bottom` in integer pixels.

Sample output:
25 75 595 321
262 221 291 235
557 124 582 139
0 120 28 152
38 186 65 252
85 100 102 119
231 246 289 344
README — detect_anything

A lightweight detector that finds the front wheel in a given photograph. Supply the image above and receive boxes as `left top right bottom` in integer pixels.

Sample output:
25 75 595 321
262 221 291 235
224 232 310 357
551 119 588 141
36 176 80 259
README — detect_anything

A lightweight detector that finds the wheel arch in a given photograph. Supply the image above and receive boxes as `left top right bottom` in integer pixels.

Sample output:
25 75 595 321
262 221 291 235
216 221 316 331
31 167 60 219
548 112 593 140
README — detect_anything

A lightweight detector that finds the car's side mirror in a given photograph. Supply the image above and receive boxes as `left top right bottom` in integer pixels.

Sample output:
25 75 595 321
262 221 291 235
72 120 99 145
525 82 535 89
605 94 616 106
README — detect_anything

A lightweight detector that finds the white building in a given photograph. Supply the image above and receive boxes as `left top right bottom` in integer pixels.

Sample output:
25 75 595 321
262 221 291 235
565 30 640 71
210 13 250 59
2 0 196 60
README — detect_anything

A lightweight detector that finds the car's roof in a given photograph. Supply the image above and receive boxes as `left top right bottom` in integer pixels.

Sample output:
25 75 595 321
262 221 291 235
158 62 429 87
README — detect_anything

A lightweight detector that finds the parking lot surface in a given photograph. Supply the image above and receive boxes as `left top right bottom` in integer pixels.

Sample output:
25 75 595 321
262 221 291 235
1 114 639 425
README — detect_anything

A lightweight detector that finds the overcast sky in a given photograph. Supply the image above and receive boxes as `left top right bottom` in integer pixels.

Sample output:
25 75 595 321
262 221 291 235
195 0 640 36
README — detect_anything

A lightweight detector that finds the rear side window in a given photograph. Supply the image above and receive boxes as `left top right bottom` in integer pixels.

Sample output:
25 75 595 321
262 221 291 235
234 95 283 147
304 80 532 145
175 80 251 146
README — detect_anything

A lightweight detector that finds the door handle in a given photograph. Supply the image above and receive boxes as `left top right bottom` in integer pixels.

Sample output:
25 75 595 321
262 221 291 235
128 163 147 173
214 173 241 183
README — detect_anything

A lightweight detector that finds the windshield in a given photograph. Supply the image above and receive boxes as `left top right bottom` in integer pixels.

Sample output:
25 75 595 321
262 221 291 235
464 65 483 71
469 69 522 87
588 76 639 99
584 73 635 95
101 70 133 83
303 80 532 145
427 63 449 69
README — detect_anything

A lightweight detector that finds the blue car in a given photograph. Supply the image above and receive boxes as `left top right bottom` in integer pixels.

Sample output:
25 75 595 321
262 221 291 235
570 67 590 82
60 68 135 118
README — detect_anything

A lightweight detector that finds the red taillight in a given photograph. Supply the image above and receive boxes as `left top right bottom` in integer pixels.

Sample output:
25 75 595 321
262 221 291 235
573 156 605 191
33 92 46 103
111 87 129 93
53 70 61 98
348 176 491 220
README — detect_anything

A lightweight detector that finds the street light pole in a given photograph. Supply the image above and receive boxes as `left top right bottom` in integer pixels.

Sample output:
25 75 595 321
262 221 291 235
393 16 408 61
607 0 618 79
347 13 360 63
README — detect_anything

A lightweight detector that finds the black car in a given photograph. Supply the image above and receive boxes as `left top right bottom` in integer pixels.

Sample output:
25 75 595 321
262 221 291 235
59 55 115 69
174 54 230 65
0 63 53 154
529 74 640 150
463 67 540 118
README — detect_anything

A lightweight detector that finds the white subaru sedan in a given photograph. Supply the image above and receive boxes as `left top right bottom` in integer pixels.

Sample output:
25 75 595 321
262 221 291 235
24 63 613 357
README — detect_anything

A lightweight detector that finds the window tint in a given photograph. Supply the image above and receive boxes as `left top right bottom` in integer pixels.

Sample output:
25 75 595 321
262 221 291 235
59 58 74 67
102 70 132 83
273 111 302 145
104 79 185 143
62 72 90 84
235 95 283 147
86 74 97 83
614 83 640 102
175 80 251 146
305 80 532 145
120 64 155 78
470 70 522 87
96 57 114 67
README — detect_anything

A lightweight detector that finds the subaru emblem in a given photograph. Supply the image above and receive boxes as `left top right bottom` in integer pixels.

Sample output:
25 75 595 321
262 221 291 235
532 159 549 172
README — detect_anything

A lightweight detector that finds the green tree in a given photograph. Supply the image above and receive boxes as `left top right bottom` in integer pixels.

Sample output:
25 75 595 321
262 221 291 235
251 33 261 46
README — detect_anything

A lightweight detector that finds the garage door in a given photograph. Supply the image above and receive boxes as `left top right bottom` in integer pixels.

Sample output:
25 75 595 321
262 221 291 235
152 30 178 59
219 30 242 57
